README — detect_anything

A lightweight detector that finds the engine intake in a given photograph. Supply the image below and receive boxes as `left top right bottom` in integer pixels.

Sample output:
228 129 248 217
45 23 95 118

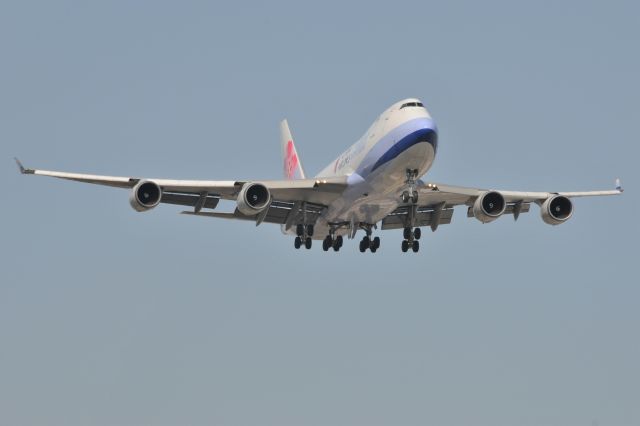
540 195 573 225
472 191 506 223
130 180 162 212
237 182 271 216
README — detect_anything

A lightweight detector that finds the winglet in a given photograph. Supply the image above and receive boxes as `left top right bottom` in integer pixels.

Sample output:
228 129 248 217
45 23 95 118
14 158 34 174
615 178 623 193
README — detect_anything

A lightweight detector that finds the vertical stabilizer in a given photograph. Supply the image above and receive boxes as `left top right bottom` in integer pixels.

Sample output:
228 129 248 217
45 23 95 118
280 119 306 180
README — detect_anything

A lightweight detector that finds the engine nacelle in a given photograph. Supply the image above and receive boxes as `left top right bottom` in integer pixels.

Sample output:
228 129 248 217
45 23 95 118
237 182 271 216
129 180 162 212
472 191 506 223
540 195 573 225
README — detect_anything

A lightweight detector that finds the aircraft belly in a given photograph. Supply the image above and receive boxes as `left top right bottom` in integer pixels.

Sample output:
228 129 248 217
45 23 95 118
315 142 435 237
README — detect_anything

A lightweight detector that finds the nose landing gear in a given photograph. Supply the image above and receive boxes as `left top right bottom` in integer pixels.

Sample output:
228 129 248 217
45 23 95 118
401 168 420 204
401 190 419 204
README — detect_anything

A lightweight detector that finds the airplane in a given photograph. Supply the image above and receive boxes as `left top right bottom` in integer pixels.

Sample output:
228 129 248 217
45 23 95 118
15 98 623 253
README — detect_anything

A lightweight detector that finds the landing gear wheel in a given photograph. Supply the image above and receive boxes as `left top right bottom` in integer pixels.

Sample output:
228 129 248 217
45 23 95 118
411 192 419 204
322 236 331 251
294 236 302 249
401 240 409 252
412 240 420 253
333 235 343 251
305 238 312 249
296 224 304 237
403 227 412 240
372 236 380 250
401 191 410 203
413 228 421 240
362 236 370 249
359 240 366 253
306 224 314 237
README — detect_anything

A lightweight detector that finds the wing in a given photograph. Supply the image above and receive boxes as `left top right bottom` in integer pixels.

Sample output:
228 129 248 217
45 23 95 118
418 180 622 205
15 159 347 226
382 178 623 231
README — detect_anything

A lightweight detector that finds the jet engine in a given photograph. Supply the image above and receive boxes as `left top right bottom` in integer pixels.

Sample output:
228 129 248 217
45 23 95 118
540 195 573 225
472 191 506 223
237 182 271 216
129 180 162 212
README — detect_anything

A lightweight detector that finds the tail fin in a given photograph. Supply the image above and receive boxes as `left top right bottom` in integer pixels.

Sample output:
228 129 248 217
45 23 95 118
280 119 306 180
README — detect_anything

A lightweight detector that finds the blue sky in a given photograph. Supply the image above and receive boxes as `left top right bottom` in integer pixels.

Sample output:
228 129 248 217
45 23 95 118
1 1 638 425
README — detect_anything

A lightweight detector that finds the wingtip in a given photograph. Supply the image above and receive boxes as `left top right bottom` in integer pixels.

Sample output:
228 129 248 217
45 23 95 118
14 157 33 174
615 178 624 193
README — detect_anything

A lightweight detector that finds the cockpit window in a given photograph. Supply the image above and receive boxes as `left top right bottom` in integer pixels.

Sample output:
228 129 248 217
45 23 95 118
400 102 424 109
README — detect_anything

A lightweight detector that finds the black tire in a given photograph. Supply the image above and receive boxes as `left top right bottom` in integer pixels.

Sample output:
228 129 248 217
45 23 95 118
362 236 370 249
322 237 330 251
296 224 304 236
307 224 314 237
412 240 420 253
401 191 409 203
413 228 421 240
403 227 411 240
401 240 409 252
372 236 380 250
370 246 377 253
305 238 312 249
411 193 418 204
359 240 366 253
336 235 343 248
294 236 302 249
333 241 340 251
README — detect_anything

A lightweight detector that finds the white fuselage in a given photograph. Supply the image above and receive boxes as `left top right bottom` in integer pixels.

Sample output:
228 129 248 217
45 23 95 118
292 98 438 238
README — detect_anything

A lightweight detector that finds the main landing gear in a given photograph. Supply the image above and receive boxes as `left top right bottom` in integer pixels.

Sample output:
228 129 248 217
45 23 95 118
401 227 421 253
322 234 343 252
358 224 380 253
294 224 314 250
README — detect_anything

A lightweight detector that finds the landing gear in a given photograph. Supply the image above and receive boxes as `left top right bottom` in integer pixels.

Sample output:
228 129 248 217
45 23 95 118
294 223 314 250
401 227 421 253
403 227 412 240
333 235 343 251
358 224 380 253
322 232 344 252
401 190 419 204
370 236 380 253
294 235 312 249
401 169 420 204
322 236 331 251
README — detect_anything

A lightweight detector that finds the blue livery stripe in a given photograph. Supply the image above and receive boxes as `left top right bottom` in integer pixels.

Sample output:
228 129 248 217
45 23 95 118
370 127 438 173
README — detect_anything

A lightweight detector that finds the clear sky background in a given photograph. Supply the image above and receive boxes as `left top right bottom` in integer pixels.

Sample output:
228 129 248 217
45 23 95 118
1 1 638 425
